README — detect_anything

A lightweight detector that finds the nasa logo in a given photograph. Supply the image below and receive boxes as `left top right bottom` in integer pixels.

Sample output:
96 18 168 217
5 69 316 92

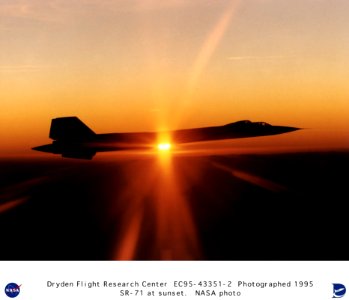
333 283 346 298
4 283 21 298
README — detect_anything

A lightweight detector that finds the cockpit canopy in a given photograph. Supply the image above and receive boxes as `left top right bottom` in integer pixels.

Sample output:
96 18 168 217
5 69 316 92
256 122 271 127
223 120 272 128
235 120 252 125
224 120 252 127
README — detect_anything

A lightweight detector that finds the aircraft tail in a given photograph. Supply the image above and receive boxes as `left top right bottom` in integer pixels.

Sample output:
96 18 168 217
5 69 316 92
49 117 96 141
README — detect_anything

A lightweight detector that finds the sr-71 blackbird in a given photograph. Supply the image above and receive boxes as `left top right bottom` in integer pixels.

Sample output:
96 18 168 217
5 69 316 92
32 117 299 159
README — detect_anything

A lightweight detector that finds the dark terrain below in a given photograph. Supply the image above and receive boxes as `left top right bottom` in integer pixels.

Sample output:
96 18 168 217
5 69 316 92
0 151 347 260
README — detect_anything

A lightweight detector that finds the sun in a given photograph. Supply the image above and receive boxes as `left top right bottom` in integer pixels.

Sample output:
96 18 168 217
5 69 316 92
157 143 172 151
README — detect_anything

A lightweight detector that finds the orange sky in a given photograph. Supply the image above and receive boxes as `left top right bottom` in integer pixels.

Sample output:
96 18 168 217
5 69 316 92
1 0 349 155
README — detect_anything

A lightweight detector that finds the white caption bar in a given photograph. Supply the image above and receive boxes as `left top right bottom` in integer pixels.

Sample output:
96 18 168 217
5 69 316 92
0 261 348 300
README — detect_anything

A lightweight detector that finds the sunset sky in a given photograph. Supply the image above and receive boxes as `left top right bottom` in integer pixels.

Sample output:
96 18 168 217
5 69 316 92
1 0 349 155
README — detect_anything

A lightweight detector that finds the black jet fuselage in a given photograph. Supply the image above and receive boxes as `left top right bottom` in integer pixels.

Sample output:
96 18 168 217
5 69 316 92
33 117 299 159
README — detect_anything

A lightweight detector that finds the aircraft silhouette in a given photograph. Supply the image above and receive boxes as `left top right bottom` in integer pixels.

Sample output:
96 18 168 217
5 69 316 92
32 117 299 159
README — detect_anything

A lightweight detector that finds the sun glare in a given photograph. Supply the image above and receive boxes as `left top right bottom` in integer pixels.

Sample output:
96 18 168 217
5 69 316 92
157 143 171 151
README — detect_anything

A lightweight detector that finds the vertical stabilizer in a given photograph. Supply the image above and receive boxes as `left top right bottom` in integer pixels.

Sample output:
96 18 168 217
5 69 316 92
49 117 95 141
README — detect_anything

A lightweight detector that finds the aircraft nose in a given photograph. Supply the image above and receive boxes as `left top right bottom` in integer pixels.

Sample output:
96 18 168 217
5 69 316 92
272 126 301 135
278 126 301 132
287 126 301 132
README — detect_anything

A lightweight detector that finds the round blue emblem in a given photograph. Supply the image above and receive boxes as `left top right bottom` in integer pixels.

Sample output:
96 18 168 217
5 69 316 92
4 283 21 298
